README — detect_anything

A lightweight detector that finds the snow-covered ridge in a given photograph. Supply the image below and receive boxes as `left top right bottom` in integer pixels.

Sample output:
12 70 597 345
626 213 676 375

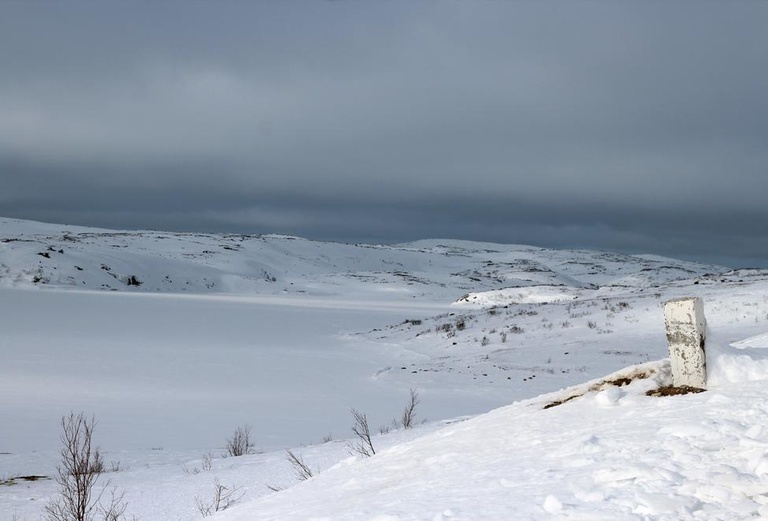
0 217 727 301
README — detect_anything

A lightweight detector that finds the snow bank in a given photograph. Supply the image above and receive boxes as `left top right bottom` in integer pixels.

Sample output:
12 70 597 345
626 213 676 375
455 285 580 306
214 360 768 520
707 333 768 386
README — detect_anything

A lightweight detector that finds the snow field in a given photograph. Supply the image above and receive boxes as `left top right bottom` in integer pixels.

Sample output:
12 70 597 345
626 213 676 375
3 218 768 519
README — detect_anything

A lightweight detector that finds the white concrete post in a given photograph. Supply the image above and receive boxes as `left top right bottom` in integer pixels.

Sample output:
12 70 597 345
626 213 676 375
663 297 707 389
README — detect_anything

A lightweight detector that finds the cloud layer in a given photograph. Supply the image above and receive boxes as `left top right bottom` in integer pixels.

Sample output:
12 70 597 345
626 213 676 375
2 1 767 266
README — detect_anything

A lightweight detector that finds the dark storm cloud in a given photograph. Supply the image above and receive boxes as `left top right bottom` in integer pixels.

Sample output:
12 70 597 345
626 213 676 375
1 1 767 266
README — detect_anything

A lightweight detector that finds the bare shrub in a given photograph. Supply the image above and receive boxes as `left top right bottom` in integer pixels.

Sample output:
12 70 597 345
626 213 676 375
225 425 254 457
89 455 105 475
182 451 214 475
201 451 213 472
181 463 200 476
285 450 314 481
436 323 453 334
455 317 466 331
195 478 244 517
400 388 420 429
349 409 376 457
45 412 127 521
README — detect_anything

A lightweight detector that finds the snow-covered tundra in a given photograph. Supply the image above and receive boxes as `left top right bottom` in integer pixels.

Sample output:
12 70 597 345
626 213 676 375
2 217 768 520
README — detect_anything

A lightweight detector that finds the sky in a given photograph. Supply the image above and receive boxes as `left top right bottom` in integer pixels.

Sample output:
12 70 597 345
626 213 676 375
1 1 767 268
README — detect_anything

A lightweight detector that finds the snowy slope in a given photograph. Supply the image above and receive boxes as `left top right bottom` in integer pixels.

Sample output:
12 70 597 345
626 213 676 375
215 353 768 521
3 217 768 520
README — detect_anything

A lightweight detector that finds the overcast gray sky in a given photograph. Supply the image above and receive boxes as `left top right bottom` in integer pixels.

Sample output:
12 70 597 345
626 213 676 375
1 1 767 267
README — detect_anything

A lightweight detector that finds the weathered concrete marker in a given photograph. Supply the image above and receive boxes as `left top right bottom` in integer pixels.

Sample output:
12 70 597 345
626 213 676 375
663 297 707 389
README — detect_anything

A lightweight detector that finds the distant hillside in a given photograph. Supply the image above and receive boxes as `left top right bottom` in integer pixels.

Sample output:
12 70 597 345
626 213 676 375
0 217 727 303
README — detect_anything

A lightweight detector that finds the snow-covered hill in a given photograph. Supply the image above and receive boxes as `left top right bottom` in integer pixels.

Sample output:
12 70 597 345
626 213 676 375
0 217 723 300
3 217 768 520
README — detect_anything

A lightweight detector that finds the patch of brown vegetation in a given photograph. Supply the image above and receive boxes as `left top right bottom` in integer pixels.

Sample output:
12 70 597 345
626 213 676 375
543 395 579 410
543 369 653 409
600 376 635 388
0 475 50 486
646 385 705 397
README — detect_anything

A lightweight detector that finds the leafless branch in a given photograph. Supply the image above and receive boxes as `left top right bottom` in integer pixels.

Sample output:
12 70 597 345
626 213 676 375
195 478 244 517
285 450 314 481
400 388 420 429
349 408 375 457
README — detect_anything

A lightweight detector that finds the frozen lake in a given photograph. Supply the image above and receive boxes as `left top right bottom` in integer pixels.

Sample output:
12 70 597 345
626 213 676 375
0 288 452 453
